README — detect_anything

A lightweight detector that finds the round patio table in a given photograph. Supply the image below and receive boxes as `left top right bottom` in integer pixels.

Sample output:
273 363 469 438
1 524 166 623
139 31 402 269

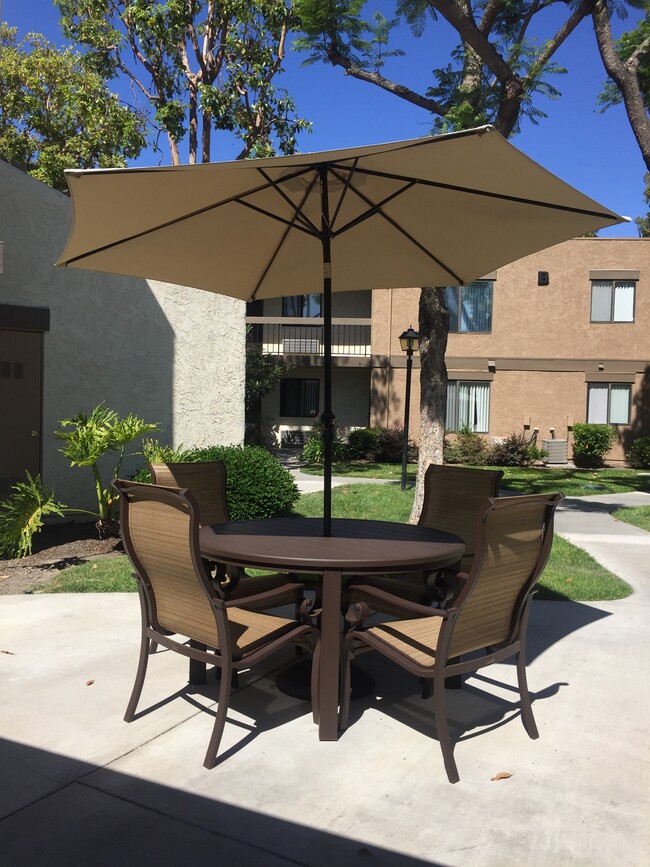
199 517 464 741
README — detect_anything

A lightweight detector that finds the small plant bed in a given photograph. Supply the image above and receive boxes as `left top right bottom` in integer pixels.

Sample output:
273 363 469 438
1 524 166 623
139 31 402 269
612 506 650 533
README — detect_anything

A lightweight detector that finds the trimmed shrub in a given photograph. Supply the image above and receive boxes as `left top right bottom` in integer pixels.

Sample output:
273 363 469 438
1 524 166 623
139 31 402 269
444 426 490 466
346 426 382 459
487 432 548 467
627 436 650 469
571 423 617 468
373 426 418 463
134 442 299 520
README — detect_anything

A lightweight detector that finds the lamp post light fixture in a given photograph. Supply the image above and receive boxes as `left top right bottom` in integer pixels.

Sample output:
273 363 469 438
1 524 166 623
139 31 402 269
399 325 420 491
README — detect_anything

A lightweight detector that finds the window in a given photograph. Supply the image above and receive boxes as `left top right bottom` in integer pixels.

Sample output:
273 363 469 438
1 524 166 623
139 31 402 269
446 381 490 433
280 378 319 417
282 294 322 318
444 281 493 333
587 383 631 424
590 280 635 322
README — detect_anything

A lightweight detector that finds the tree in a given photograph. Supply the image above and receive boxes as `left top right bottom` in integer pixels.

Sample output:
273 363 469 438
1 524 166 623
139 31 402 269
295 0 605 517
55 0 311 165
594 3 650 234
245 341 293 445
0 23 147 192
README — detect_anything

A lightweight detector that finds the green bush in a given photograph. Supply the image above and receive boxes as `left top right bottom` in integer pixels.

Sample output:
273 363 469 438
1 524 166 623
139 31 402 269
373 426 418 463
0 472 66 558
346 426 382 459
136 442 299 520
487 432 548 467
444 425 490 466
627 436 650 469
300 416 347 463
571 423 617 468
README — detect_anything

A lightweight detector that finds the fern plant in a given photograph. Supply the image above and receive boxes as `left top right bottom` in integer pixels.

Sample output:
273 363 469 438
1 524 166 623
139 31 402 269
0 472 66 558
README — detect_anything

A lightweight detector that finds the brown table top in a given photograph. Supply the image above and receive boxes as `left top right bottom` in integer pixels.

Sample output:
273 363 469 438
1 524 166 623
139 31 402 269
199 517 464 574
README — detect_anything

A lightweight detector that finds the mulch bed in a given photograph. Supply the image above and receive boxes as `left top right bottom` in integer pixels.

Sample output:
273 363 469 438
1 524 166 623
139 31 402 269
0 522 123 596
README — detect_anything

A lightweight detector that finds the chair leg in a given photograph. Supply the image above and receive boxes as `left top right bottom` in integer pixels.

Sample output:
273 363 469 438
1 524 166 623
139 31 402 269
516 650 539 739
432 668 459 784
339 638 352 731
311 639 321 725
149 641 158 655
421 677 433 700
124 632 150 722
203 661 233 769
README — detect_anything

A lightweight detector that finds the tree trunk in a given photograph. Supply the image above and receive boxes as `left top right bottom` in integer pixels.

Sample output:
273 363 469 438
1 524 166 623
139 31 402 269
409 287 450 523
593 1 650 171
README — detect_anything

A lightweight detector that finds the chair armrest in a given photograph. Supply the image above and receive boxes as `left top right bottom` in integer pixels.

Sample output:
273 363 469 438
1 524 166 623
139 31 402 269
222 582 304 611
344 584 452 620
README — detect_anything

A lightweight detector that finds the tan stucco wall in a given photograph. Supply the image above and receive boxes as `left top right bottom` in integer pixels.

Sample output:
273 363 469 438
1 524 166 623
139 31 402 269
0 161 244 510
371 238 650 464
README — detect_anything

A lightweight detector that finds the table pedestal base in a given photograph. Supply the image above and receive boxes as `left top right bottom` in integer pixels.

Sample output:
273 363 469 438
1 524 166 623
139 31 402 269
276 658 375 703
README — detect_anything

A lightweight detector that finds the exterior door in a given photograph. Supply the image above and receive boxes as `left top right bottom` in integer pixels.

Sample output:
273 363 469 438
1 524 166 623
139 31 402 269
0 328 43 499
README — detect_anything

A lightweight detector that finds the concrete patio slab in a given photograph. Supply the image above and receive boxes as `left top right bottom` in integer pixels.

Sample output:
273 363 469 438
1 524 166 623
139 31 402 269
1 492 649 866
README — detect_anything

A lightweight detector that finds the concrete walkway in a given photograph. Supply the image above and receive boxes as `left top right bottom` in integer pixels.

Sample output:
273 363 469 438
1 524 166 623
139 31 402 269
1 488 649 866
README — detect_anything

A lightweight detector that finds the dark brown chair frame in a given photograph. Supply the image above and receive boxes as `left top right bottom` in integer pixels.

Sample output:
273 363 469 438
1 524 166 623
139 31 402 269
115 479 318 769
340 492 563 783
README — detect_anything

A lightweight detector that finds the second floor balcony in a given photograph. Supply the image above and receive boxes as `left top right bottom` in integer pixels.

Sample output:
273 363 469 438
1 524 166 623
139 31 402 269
246 316 372 358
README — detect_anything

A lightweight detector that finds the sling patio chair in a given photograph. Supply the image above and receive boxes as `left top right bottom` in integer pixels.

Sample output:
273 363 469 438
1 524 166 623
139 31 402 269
343 464 504 616
150 461 303 612
340 491 563 783
114 479 318 769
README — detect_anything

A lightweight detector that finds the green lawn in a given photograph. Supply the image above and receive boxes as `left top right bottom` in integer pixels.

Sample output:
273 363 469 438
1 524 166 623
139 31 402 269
301 462 650 497
36 482 632 602
612 505 650 532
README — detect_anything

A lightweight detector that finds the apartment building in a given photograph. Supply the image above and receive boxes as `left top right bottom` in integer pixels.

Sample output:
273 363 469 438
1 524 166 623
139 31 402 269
252 237 649 464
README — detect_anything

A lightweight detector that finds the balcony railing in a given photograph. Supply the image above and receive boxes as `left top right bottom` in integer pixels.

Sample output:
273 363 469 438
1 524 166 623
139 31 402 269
246 317 371 357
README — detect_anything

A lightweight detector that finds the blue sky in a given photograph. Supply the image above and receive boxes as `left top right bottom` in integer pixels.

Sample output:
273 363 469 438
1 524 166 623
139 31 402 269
3 0 645 236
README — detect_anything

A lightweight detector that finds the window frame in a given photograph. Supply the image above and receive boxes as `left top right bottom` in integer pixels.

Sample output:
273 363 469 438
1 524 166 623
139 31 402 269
446 380 491 433
444 280 494 334
281 294 323 318
279 377 320 418
586 382 632 425
589 279 636 324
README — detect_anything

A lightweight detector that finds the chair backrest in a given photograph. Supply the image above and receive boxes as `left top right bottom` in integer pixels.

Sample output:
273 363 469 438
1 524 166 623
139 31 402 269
418 464 504 568
149 461 229 527
115 479 225 649
448 492 562 659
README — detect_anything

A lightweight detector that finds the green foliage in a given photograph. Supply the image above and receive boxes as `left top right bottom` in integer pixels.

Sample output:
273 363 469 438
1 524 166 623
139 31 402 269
301 415 347 463
0 473 66 558
571 423 617 468
626 435 650 468
443 425 490 466
487 432 548 467
346 426 382 459
0 23 146 192
597 10 650 114
136 441 299 519
56 0 311 163
56 403 158 524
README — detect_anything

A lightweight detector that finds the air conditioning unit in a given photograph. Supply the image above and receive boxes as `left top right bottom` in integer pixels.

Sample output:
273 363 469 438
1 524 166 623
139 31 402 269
542 439 568 465
282 338 320 354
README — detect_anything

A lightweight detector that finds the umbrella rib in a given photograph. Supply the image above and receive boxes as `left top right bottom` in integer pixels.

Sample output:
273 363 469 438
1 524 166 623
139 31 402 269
330 174 464 284
329 173 417 237
60 167 318 266
338 165 619 221
329 158 359 231
256 168 320 234
250 172 320 299
235 199 317 237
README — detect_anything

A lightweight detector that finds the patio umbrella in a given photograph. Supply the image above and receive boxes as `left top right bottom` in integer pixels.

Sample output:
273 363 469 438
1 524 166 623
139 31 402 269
56 124 625 535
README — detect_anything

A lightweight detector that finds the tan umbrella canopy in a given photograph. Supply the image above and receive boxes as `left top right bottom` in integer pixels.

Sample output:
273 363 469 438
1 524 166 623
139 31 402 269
57 124 625 534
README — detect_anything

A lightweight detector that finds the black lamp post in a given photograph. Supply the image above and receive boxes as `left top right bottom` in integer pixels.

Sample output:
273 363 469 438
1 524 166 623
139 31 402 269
399 325 420 491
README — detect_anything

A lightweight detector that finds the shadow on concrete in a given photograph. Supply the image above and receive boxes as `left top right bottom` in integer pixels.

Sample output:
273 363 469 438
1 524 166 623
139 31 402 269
0 738 443 867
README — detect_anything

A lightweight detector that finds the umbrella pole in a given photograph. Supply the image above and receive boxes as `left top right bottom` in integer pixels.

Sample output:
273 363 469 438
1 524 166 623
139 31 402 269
320 165 333 537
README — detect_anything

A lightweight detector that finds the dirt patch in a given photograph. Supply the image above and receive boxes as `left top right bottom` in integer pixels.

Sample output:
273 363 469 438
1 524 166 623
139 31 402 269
0 522 123 595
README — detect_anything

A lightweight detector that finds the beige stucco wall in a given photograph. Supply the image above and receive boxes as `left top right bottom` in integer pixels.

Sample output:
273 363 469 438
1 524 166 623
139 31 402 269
0 161 244 510
371 238 650 464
